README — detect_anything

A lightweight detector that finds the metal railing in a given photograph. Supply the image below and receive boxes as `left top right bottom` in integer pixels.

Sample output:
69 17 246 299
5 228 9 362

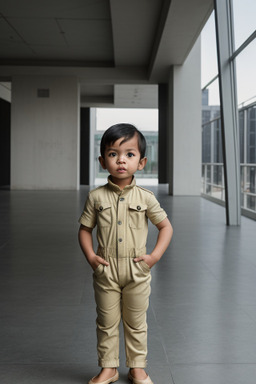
202 162 256 213
202 102 256 218
201 162 225 201
240 164 256 213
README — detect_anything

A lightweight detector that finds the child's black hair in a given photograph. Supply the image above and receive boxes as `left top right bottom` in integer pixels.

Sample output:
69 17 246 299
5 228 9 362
100 123 147 159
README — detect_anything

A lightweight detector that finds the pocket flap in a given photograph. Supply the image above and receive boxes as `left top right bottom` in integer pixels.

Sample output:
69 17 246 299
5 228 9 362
129 203 147 212
95 202 112 212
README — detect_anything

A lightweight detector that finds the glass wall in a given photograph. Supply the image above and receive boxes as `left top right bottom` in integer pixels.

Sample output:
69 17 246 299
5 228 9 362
240 104 256 212
236 39 256 107
201 13 223 201
232 0 256 49
201 4 256 217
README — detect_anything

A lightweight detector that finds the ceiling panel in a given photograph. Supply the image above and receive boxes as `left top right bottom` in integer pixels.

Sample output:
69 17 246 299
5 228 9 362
58 19 113 51
110 0 163 66
0 16 23 42
0 42 34 58
8 18 65 46
0 0 110 19
0 0 113 62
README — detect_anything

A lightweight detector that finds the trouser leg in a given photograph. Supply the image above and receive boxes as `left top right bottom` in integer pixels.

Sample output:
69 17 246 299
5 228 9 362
93 264 121 367
122 260 151 368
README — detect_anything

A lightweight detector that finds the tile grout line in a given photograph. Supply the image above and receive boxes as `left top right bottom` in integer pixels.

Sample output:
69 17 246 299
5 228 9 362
150 302 177 384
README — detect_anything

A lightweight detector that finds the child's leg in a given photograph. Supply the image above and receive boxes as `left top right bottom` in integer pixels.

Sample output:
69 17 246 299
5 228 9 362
121 260 151 369
93 263 121 368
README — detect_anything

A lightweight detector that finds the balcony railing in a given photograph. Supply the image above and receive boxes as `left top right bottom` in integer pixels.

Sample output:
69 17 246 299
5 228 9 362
201 163 225 202
202 102 256 219
202 162 256 212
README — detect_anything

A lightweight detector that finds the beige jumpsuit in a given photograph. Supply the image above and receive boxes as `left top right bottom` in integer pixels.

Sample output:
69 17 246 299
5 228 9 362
79 177 167 368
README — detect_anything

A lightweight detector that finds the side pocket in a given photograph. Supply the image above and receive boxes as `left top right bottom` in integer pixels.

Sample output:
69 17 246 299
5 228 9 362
139 260 151 273
93 263 104 277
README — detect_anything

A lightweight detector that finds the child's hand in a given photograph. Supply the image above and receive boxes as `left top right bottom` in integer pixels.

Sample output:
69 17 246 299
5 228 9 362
133 254 155 269
90 255 109 271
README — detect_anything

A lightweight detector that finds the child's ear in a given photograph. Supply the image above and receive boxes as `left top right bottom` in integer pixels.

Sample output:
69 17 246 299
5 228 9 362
137 157 147 171
99 156 107 170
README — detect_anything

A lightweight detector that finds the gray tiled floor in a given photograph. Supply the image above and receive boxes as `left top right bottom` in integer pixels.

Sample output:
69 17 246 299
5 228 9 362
1 185 256 384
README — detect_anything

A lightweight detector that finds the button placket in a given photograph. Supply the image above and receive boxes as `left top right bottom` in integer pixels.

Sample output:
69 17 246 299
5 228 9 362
117 194 125 257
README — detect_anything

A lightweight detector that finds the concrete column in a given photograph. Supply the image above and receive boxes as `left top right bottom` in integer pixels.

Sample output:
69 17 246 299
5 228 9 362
11 76 80 190
168 37 201 195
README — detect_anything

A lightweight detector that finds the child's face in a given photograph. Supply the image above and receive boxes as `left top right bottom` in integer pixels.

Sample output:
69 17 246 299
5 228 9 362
99 134 147 188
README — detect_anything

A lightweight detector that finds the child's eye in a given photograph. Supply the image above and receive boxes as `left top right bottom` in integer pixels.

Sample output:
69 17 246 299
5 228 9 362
108 152 117 157
127 152 135 158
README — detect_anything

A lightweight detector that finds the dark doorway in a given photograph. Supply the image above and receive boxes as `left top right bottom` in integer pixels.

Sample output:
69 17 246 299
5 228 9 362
0 98 11 189
80 108 90 185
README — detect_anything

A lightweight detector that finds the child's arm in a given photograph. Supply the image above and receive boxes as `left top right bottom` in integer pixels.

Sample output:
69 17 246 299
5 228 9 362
133 217 173 268
78 224 109 270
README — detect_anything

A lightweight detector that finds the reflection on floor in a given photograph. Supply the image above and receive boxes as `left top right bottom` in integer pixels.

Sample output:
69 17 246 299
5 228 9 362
1 185 256 384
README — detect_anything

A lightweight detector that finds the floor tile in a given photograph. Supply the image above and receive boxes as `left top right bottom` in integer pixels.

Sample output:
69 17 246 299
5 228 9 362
1 187 256 383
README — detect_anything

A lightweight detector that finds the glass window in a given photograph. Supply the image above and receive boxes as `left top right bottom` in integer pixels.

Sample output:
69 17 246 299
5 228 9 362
232 0 256 49
202 79 220 109
201 11 218 87
202 123 211 163
236 39 256 107
247 106 256 164
239 110 245 163
201 10 223 201
213 119 223 164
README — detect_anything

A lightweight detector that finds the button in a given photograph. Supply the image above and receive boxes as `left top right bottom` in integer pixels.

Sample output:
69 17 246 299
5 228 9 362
137 205 141 210
99 206 103 211
118 238 123 242
118 221 122 225
120 197 125 201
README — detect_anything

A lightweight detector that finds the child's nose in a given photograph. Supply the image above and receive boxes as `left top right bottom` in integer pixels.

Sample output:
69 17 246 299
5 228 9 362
117 155 126 163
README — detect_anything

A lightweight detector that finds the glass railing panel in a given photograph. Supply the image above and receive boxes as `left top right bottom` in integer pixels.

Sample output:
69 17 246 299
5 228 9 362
202 103 256 214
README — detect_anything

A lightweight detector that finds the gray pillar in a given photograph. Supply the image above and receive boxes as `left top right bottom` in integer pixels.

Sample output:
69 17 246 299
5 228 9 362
214 0 241 225
11 76 80 190
168 38 201 196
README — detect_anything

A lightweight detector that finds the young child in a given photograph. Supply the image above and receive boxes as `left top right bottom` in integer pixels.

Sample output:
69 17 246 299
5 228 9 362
78 123 173 384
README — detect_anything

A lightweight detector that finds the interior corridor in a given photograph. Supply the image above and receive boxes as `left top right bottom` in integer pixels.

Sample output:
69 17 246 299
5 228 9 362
1 184 256 384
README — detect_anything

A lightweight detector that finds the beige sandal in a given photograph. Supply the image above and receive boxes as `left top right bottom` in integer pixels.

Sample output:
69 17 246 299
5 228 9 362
128 371 153 384
88 370 119 384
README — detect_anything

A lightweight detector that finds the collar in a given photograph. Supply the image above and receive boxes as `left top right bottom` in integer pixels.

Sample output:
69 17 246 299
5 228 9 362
107 175 136 194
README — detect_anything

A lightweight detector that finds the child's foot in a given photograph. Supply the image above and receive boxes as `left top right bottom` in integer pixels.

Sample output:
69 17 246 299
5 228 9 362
89 368 118 384
130 369 147 380
128 368 153 384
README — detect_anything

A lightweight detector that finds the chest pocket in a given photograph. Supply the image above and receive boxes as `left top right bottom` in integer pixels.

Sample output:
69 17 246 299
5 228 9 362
129 203 147 229
95 202 112 227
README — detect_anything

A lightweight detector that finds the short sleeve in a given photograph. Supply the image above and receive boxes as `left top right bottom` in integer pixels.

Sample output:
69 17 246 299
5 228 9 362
146 193 167 225
79 193 97 228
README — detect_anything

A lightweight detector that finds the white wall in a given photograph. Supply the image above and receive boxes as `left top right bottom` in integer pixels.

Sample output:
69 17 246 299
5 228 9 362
168 38 202 195
11 76 80 190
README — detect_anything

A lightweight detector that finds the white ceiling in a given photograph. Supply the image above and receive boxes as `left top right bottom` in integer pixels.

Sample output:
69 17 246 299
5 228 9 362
0 0 213 107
